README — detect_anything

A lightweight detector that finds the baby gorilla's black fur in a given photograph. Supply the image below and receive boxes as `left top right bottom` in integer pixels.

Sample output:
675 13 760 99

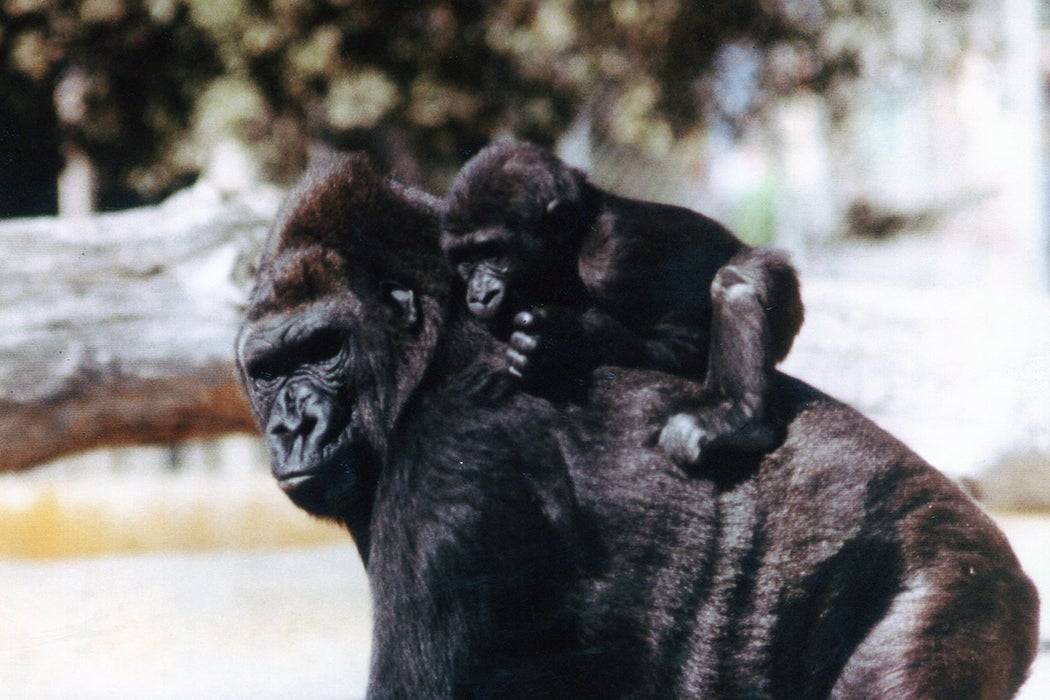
441 140 804 465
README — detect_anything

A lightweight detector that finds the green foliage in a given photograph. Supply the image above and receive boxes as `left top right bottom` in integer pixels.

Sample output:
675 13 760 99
0 0 978 212
1 0 222 210
729 178 777 247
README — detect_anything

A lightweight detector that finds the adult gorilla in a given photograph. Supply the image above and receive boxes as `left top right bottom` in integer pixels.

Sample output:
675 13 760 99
236 155 1038 699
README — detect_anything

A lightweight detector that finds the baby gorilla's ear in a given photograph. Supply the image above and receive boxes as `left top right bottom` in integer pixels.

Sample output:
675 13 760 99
542 199 579 246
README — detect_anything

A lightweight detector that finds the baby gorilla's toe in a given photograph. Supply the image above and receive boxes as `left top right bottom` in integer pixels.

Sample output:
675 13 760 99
658 413 708 466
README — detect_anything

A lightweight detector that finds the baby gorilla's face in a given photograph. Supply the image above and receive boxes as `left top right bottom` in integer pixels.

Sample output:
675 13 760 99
441 226 536 339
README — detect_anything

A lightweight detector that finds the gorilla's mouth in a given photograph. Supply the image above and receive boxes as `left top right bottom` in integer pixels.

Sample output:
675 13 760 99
274 428 371 517
277 471 319 492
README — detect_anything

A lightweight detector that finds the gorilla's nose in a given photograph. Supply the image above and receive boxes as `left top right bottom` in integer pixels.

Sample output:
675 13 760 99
266 382 338 477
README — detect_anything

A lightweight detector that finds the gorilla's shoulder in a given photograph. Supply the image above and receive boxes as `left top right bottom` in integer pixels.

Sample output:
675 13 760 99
408 364 563 455
427 363 541 413
770 372 922 470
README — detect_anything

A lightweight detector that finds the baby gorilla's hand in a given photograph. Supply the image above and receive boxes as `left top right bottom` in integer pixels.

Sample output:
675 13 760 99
506 308 551 383
506 307 591 393
506 310 537 381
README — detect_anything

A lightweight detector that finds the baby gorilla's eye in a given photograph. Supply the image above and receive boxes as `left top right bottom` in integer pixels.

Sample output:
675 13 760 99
456 262 474 280
485 257 511 275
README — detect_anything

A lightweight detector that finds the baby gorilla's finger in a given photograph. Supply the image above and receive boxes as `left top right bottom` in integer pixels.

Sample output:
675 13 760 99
509 330 538 353
506 347 530 378
513 310 536 329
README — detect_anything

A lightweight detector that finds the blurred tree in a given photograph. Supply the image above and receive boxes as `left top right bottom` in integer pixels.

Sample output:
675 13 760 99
0 0 223 212
0 0 979 215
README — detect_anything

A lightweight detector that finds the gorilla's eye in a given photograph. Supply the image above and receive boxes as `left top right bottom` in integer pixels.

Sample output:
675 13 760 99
469 240 505 261
247 355 281 384
245 328 342 384
299 327 344 367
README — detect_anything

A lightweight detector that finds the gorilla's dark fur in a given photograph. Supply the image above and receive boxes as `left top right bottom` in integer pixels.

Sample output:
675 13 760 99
236 155 1038 699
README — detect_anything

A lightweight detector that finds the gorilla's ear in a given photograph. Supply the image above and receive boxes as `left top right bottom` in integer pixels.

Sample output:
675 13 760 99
380 280 419 329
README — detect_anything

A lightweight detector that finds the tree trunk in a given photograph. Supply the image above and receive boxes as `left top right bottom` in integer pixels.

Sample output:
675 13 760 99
0 183 281 472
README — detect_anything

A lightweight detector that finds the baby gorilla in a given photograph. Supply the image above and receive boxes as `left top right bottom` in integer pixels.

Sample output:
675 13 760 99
441 140 804 465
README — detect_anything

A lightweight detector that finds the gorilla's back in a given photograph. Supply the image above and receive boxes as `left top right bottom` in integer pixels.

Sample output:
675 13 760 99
562 369 1038 699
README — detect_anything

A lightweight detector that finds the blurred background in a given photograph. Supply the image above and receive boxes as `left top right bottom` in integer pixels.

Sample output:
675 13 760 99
1 1 1048 698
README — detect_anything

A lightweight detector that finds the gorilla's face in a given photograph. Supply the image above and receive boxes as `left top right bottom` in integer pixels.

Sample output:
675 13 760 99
235 154 445 526
236 242 426 521
237 298 367 517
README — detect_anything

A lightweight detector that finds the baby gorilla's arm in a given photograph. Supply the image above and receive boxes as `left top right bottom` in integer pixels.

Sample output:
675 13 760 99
506 306 709 388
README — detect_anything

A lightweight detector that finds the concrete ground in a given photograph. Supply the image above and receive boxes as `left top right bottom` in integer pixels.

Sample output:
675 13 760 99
0 545 372 700
0 514 1046 700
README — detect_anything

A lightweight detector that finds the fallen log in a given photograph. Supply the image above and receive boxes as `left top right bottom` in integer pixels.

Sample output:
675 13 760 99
1 183 1046 512
0 183 281 472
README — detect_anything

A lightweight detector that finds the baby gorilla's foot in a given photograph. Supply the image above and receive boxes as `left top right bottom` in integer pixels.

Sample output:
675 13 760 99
659 413 710 466
658 408 781 467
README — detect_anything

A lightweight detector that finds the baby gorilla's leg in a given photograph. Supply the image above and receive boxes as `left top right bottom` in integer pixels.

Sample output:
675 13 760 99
659 253 784 465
